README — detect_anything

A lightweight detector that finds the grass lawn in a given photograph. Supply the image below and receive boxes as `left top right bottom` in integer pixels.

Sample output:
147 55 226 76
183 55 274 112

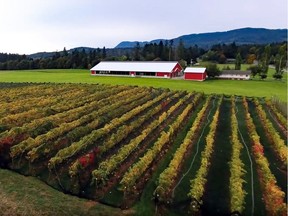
0 69 287 102
0 168 130 216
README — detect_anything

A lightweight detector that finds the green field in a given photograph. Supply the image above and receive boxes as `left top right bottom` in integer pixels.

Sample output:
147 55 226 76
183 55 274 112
0 68 287 102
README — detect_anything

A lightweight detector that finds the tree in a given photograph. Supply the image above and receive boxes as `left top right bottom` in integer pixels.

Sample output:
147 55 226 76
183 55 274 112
178 59 187 68
118 55 128 61
225 42 237 58
246 54 256 64
218 53 227 64
71 49 80 68
176 39 185 60
17 59 30 69
168 40 174 61
133 42 141 61
206 63 220 78
63 47 68 56
157 40 164 60
235 53 242 70
249 65 261 77
102 47 107 59
258 44 271 79
52 51 60 60
187 45 203 64
163 40 169 60
273 44 287 80
201 50 218 62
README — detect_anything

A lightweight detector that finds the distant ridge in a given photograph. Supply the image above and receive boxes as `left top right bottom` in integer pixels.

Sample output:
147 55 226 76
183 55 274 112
28 47 132 59
115 27 287 49
27 27 287 59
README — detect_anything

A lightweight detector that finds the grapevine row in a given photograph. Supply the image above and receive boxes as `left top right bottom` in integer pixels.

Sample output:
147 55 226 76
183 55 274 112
98 92 189 156
265 98 287 129
0 85 130 129
0 85 133 150
90 93 199 183
26 90 157 162
243 97 286 215
69 92 188 177
0 83 93 116
0 86 114 131
229 96 246 214
119 94 202 192
0 84 70 102
48 91 173 169
155 96 212 201
254 98 287 166
11 87 151 159
46 85 129 114
187 96 222 206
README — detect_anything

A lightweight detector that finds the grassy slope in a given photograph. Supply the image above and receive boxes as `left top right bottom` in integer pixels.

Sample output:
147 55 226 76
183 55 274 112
0 68 287 102
0 169 130 216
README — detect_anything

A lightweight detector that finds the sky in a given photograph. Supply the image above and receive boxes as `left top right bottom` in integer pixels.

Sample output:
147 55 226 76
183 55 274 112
0 0 287 54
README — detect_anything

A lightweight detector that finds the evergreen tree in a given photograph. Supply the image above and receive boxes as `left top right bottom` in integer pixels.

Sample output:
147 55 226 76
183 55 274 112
169 40 174 61
258 44 271 79
163 40 169 60
176 39 185 60
133 42 141 61
63 47 68 56
102 47 107 59
273 44 287 80
157 41 164 60
235 53 242 70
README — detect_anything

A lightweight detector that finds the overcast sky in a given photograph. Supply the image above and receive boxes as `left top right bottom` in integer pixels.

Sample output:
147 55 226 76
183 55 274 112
0 0 287 54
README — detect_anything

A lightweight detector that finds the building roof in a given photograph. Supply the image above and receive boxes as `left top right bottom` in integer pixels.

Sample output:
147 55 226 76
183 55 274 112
90 61 180 73
184 67 206 73
221 70 251 75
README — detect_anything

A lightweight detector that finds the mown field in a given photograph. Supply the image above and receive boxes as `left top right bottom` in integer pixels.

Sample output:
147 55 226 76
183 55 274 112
0 67 287 102
0 83 287 216
0 168 126 216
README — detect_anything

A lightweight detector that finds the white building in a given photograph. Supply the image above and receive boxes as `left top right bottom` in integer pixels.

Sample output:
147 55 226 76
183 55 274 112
219 70 251 80
90 61 183 78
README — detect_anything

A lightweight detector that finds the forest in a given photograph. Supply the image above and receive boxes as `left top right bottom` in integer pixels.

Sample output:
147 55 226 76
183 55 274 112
0 41 286 79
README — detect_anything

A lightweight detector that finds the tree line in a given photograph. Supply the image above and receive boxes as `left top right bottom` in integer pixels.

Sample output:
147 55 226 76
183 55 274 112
205 42 287 79
0 41 286 79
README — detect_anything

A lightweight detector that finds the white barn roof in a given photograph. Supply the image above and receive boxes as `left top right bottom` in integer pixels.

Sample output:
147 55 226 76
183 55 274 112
90 61 180 73
184 67 206 73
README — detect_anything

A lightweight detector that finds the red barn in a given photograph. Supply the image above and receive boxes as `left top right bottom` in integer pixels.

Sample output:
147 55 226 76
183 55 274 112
90 61 182 78
184 67 206 81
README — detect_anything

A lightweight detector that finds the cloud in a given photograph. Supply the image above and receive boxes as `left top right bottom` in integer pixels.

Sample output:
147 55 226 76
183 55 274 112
0 0 287 54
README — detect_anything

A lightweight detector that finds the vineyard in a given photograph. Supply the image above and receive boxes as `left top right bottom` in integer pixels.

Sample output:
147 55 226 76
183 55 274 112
0 83 287 216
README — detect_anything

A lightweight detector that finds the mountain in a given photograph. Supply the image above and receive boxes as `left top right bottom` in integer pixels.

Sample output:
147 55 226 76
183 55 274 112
28 47 97 59
28 52 55 59
28 47 132 59
115 27 287 49
27 27 287 59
